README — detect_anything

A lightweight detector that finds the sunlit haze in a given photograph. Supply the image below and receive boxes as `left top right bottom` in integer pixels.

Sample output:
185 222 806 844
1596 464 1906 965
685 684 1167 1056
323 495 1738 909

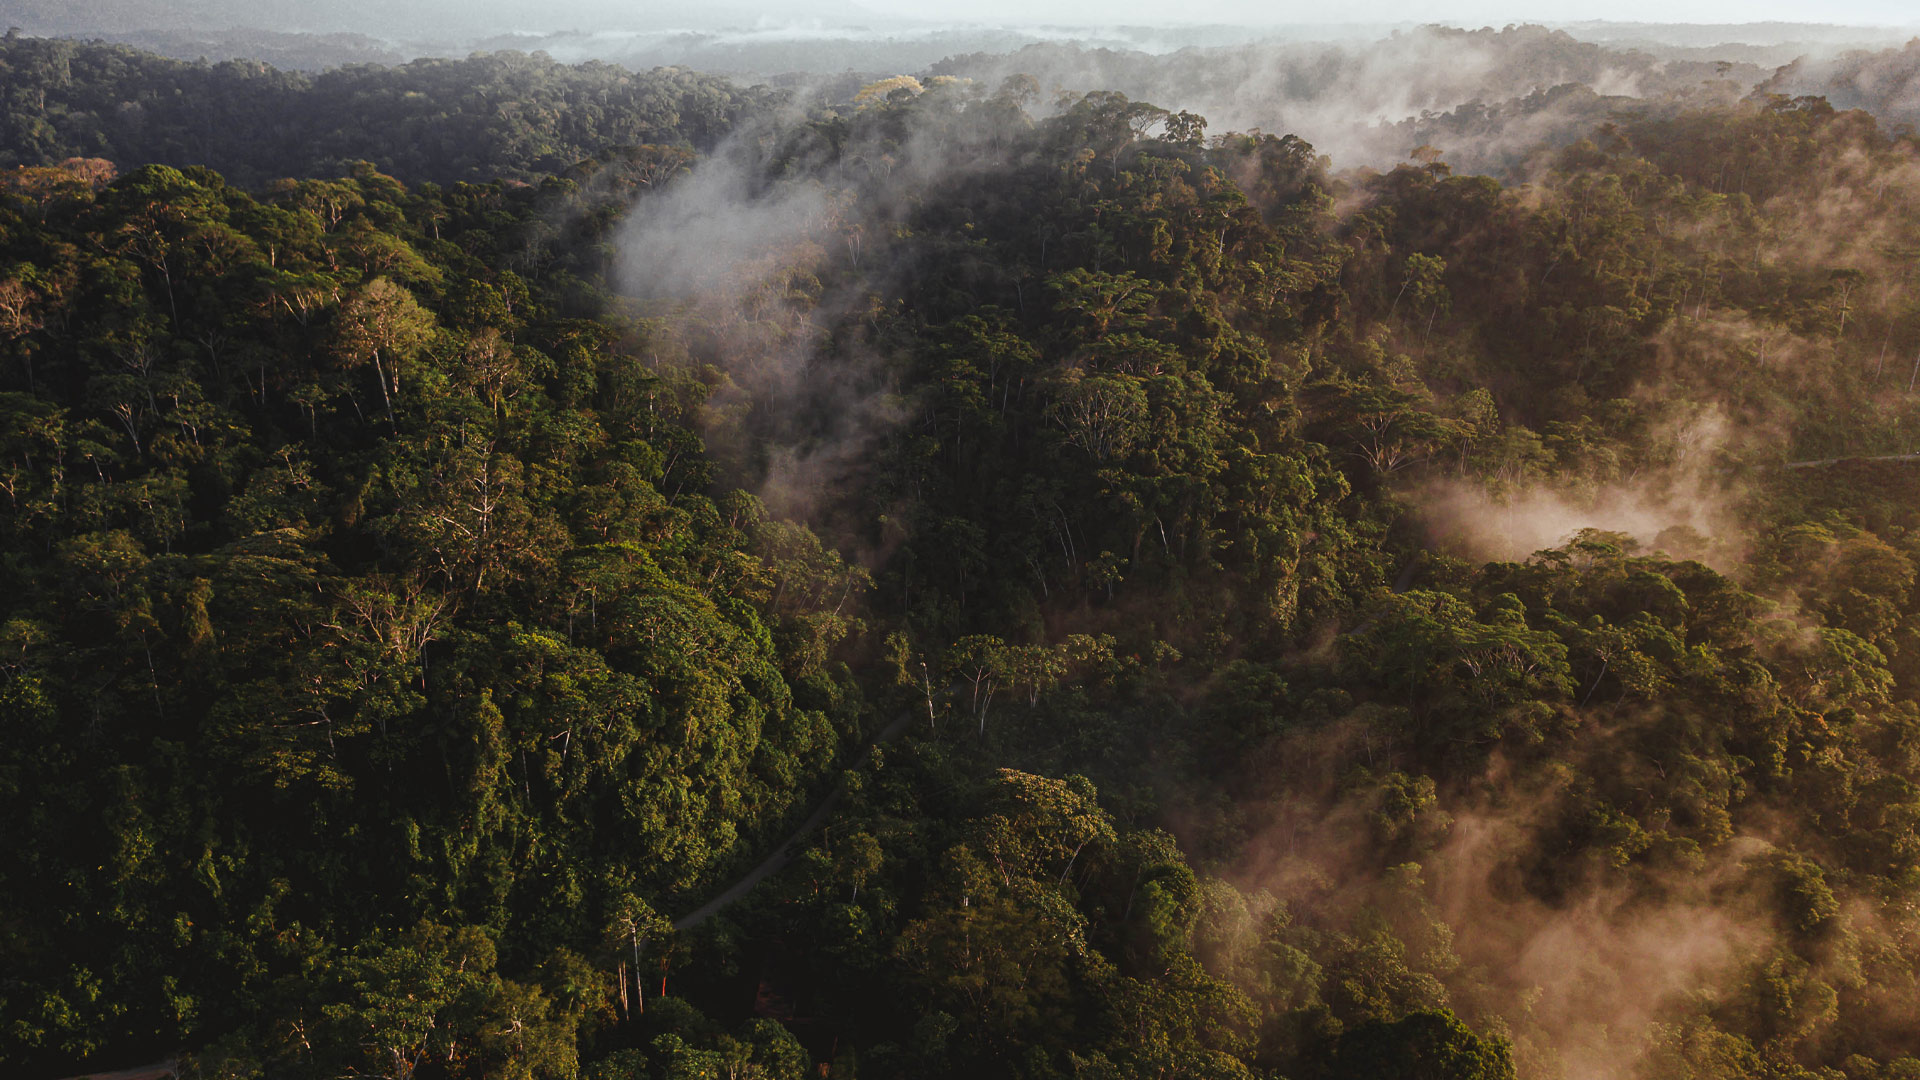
850 0 1920 28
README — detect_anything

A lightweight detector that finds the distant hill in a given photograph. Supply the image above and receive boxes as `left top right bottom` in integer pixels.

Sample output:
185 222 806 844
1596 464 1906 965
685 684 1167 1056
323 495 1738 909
0 36 762 185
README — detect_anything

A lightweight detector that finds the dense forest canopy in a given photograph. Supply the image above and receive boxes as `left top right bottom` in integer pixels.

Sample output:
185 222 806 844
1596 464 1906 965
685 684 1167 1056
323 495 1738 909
0 36 760 186
4 34 1920 1080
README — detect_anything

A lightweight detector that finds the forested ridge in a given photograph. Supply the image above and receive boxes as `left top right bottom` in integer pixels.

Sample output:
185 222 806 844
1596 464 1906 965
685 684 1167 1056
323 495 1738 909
5 44 1920 1080
0 35 758 186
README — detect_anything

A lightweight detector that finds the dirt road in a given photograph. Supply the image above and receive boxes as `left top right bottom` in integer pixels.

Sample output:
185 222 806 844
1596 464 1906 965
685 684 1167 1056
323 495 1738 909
672 708 918 930
46 708 924 1080
1783 452 1920 469
55 1063 174 1080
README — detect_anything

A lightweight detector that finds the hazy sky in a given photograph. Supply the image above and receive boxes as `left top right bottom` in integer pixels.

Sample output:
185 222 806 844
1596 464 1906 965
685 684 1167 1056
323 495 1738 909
806 0 1920 29
17 0 1918 43
182 0 1920 35
847 0 1920 28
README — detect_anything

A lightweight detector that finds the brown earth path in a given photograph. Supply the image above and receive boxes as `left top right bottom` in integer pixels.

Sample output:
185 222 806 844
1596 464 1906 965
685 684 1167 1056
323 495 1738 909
52 702 936 1078
55 1062 175 1080
671 707 919 930
1783 452 1920 469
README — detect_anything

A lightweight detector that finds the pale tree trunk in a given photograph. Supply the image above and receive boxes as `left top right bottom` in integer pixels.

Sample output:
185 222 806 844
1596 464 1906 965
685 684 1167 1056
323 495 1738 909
370 349 397 429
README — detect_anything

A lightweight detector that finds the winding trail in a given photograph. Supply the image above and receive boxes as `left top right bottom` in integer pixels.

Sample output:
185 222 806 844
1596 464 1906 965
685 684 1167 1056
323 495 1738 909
46 709 926 1080
672 708 920 930
1782 452 1920 470
54 1063 174 1080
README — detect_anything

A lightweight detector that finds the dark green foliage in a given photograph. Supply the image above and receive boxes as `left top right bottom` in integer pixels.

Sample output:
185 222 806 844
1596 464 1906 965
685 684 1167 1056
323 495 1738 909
0 36 761 186
9 43 1920 1080
0 153 861 1075
1320 1010 1516 1080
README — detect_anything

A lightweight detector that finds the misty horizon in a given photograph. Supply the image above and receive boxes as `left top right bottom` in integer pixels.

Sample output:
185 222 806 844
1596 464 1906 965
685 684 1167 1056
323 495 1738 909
5 0 1919 53
11 2 1920 182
